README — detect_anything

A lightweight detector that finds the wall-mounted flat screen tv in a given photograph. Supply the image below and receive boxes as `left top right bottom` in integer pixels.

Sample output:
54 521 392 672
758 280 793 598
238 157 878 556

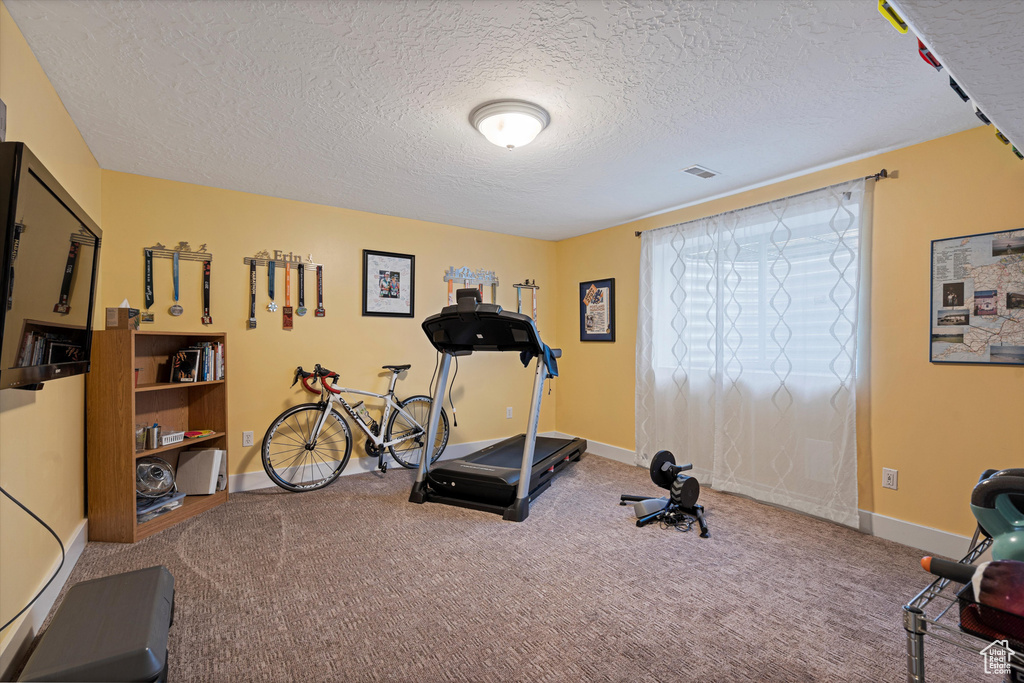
0 142 102 390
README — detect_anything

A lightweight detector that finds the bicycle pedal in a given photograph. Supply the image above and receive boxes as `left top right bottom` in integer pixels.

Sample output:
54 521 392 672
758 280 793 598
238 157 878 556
379 462 388 473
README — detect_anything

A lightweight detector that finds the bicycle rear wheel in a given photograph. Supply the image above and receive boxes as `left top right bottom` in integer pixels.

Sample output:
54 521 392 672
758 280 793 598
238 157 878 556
262 403 352 491
386 395 449 469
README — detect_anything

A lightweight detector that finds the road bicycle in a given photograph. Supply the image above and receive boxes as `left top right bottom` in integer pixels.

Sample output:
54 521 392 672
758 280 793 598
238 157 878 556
261 363 449 492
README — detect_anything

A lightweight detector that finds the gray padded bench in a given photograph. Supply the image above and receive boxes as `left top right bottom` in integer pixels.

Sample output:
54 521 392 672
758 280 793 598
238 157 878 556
19 566 174 682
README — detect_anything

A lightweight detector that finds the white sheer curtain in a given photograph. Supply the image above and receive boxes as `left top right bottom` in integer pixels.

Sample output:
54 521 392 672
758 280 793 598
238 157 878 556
636 179 872 527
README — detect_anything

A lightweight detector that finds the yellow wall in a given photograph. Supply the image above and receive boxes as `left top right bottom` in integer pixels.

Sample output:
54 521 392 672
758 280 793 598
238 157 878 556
100 171 559 478
554 125 1024 536
0 1 102 657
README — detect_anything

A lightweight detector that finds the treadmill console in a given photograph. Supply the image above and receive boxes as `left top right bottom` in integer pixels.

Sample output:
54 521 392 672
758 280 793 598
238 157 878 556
423 292 543 356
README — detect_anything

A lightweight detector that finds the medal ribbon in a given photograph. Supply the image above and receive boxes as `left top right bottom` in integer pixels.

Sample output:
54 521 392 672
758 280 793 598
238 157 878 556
144 248 154 309
298 266 305 308
248 261 257 327
315 265 325 316
282 263 293 329
268 261 275 301
172 251 180 303
202 260 212 324
54 242 80 313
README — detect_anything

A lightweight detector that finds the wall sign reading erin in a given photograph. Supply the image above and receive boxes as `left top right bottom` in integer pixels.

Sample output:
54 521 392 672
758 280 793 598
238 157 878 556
580 278 615 342
241 251 324 328
363 249 414 318
931 228 1024 364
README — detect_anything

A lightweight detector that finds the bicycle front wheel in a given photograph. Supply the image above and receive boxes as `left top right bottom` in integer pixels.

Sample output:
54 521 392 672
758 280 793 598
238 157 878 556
386 395 449 469
262 403 352 491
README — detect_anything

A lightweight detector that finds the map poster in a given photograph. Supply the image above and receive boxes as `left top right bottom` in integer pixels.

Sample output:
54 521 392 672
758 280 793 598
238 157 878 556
931 228 1024 364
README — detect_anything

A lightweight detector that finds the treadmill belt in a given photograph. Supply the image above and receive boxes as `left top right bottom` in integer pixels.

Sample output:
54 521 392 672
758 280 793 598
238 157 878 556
469 436 566 469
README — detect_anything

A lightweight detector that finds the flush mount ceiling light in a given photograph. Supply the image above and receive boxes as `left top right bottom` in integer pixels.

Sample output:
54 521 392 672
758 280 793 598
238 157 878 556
470 100 550 150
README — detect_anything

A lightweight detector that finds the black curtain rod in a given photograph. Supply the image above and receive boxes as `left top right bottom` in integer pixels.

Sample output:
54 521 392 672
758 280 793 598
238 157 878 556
634 169 892 237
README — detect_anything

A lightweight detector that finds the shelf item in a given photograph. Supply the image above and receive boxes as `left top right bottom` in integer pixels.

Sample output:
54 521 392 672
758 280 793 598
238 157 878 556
159 431 184 447
86 329 229 542
176 449 226 495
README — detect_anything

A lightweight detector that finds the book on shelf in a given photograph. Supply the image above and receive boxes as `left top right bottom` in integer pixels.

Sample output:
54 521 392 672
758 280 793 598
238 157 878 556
169 341 224 383
171 349 200 382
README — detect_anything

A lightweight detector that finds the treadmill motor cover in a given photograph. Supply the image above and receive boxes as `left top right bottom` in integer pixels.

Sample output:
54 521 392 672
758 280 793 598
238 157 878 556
428 436 584 507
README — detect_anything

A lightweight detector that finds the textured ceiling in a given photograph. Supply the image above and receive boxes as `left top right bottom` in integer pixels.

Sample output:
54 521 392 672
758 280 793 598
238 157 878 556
893 0 1024 150
5 0 984 240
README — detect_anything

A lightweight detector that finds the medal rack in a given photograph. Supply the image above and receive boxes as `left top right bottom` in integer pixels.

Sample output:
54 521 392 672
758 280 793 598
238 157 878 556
444 266 498 304
513 279 540 321
145 242 214 262
242 251 321 270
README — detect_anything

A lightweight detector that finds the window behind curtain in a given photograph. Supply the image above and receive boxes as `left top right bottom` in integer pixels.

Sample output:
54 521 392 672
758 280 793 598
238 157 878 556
637 180 870 527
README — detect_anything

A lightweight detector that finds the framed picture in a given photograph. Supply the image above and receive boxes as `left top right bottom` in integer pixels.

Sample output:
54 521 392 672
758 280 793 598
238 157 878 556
580 278 615 342
362 249 415 318
930 228 1024 364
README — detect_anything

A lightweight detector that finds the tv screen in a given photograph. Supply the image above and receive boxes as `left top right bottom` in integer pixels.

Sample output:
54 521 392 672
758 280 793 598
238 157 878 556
0 142 102 390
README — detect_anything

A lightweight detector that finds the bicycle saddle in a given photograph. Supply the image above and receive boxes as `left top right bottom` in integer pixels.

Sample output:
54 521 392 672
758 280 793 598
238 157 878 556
382 364 411 372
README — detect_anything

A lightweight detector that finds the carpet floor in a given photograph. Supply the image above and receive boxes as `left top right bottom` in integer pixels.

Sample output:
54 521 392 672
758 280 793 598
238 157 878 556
32 456 979 682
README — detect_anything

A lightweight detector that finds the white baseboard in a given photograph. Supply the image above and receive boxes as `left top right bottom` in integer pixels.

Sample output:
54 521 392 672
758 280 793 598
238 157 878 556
859 510 976 559
230 437 503 493
550 431 975 558
0 519 88 681
541 431 636 465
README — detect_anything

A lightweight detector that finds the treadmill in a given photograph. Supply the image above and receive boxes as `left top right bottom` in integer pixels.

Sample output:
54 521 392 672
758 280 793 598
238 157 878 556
409 289 586 521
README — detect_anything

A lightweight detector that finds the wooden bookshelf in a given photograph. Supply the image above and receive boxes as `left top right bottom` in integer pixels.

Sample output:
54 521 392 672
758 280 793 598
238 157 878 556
86 329 229 542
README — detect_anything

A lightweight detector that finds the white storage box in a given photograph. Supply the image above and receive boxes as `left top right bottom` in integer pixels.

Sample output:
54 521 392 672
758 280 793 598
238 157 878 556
159 431 184 447
175 449 226 495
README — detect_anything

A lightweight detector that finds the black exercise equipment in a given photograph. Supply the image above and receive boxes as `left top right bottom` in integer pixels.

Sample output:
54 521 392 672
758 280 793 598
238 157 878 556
18 566 174 682
971 468 1024 561
410 288 586 521
619 450 709 537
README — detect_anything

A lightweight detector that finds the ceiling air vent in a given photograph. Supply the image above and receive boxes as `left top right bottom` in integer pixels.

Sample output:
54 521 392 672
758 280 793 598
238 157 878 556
682 165 718 179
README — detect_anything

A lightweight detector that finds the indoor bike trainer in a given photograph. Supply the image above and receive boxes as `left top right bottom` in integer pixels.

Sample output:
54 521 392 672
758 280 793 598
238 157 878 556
620 450 709 537
410 289 586 521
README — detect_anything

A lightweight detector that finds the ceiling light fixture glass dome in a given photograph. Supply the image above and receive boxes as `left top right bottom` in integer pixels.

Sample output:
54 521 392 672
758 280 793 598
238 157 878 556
470 100 550 150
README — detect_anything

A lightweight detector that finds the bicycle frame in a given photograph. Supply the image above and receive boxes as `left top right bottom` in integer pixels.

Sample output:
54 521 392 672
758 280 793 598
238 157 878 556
309 372 425 452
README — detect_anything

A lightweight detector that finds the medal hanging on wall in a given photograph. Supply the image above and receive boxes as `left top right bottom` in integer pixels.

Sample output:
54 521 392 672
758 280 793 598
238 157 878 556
201 260 213 325
142 248 156 323
282 263 293 330
267 261 278 312
314 265 326 317
53 241 80 314
248 261 257 330
169 251 183 316
296 265 307 317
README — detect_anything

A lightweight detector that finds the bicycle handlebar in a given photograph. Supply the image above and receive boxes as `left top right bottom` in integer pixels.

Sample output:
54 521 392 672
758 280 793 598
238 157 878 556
293 365 341 395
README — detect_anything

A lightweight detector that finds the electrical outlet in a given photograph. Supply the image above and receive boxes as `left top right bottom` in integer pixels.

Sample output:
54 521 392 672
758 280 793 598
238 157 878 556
882 467 898 490
242 431 254 447
506 407 513 419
